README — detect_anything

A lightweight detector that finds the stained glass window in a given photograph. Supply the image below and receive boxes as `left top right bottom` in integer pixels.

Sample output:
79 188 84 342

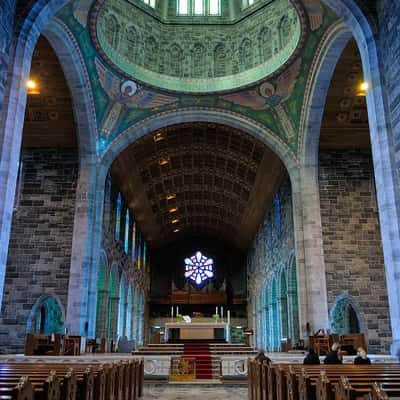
124 210 129 254
131 221 136 263
137 233 142 269
115 193 122 241
275 194 281 239
184 251 214 286
143 242 147 269
267 221 273 251
177 0 220 16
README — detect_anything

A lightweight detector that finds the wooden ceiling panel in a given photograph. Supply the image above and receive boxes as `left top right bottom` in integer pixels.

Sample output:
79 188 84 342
320 38 371 150
111 122 285 249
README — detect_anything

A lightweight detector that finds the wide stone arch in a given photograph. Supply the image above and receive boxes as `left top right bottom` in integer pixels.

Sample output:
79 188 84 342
0 3 98 338
301 1 400 354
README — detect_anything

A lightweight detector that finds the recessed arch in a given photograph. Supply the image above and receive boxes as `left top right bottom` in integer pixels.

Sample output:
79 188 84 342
330 293 363 335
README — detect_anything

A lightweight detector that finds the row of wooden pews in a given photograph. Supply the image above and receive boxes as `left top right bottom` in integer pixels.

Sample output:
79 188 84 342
248 358 400 400
0 358 144 400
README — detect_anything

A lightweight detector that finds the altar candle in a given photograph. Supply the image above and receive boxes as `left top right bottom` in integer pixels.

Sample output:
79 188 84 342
227 310 231 325
215 306 218 316
171 306 174 318
221 306 224 319
176 306 179 315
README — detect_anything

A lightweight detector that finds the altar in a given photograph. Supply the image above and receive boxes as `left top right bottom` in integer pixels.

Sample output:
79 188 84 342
165 322 229 342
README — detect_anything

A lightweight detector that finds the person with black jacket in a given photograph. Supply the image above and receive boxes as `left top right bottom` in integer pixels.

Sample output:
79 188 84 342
303 348 321 364
324 342 343 364
354 347 371 365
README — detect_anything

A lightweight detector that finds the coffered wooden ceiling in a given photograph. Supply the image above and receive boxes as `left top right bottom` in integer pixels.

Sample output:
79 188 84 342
320 38 370 150
111 123 285 250
22 36 77 148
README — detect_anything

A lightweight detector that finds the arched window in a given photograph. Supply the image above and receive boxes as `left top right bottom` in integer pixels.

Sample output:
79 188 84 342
275 194 281 239
96 256 108 338
145 37 158 71
118 275 126 338
104 14 120 49
288 255 300 343
279 16 291 49
124 210 129 254
214 44 227 77
126 286 133 339
191 43 206 78
331 295 362 335
107 269 118 339
137 233 142 269
264 286 271 350
259 28 272 62
142 242 147 270
124 26 138 61
267 221 273 251
131 221 136 263
279 269 289 341
271 278 280 351
169 44 183 77
142 0 156 8
28 295 64 335
132 287 139 340
239 38 252 72
115 193 122 241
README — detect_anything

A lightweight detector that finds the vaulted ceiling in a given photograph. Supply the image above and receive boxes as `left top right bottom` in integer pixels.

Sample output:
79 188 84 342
111 123 285 250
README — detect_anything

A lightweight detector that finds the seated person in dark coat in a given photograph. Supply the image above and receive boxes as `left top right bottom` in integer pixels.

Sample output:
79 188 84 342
324 342 343 364
303 348 320 364
354 347 371 365
255 350 271 364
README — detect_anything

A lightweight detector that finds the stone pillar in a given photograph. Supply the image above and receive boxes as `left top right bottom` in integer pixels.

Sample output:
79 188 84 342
376 0 400 357
291 169 330 338
108 296 119 341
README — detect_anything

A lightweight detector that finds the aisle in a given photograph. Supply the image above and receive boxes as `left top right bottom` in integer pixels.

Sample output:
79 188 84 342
143 384 248 400
183 343 213 379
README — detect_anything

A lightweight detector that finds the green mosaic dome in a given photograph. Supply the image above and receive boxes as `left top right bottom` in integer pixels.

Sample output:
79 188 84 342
91 0 304 93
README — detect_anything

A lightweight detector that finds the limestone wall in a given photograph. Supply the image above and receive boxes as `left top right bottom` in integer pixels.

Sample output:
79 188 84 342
0 148 79 353
319 150 392 353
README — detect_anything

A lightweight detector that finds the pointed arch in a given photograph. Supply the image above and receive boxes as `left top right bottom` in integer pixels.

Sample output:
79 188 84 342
259 27 272 62
118 272 127 338
126 285 133 339
169 44 183 77
107 264 119 339
270 277 280 351
214 43 227 77
239 38 252 72
95 251 109 338
191 43 206 78
330 294 363 335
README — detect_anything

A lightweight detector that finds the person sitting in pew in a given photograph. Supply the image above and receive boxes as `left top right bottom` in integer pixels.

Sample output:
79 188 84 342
354 347 371 365
324 342 343 364
303 348 320 364
255 350 271 363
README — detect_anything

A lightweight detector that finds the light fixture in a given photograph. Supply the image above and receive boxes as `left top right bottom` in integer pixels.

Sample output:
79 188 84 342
26 79 40 95
153 132 165 142
166 194 177 200
174 228 180 233
171 219 179 224
169 207 178 213
356 81 369 96
159 158 170 166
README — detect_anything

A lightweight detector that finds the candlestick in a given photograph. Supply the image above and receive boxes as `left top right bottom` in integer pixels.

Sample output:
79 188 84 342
176 306 179 315
227 310 231 325
221 306 224 319
215 306 218 316
171 305 174 319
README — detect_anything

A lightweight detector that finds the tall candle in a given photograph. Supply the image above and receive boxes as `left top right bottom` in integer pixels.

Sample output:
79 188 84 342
221 306 224 319
176 306 179 315
215 306 218 316
227 310 231 325
171 306 174 318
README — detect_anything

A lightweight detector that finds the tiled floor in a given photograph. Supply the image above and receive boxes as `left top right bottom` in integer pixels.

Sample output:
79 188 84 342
143 383 248 399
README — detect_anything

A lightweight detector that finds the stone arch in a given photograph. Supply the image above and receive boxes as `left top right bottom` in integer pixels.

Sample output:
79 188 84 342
107 263 119 339
95 250 109 338
278 16 291 50
264 284 271 350
287 251 300 344
330 294 363 335
26 294 65 335
144 36 158 72
126 284 133 339
117 272 127 338
300 1 400 354
278 267 289 341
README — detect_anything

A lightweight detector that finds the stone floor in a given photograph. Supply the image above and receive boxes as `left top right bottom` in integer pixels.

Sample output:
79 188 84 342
143 384 248 400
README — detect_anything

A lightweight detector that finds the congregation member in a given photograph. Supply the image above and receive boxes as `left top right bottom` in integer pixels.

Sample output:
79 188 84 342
303 348 321 365
324 343 343 364
354 347 372 365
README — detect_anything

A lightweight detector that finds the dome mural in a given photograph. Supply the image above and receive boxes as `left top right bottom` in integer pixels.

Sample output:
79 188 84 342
91 0 305 93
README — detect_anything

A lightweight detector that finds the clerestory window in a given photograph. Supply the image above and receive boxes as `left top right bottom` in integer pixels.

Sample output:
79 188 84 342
177 0 221 16
242 0 256 9
142 0 156 8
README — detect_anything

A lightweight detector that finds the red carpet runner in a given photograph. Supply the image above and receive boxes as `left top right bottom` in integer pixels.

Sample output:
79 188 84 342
183 343 213 379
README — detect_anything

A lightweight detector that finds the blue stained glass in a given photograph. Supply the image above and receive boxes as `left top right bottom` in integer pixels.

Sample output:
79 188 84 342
124 210 129 254
131 222 136 263
184 251 214 286
275 194 281 239
267 222 273 251
115 193 122 241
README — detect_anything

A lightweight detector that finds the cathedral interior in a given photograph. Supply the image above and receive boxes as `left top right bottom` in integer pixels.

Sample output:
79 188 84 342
0 0 399 397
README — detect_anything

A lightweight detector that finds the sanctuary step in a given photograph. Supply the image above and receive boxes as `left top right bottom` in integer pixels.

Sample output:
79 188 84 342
183 343 213 379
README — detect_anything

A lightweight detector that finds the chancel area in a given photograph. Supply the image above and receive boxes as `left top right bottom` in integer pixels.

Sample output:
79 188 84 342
0 0 400 398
